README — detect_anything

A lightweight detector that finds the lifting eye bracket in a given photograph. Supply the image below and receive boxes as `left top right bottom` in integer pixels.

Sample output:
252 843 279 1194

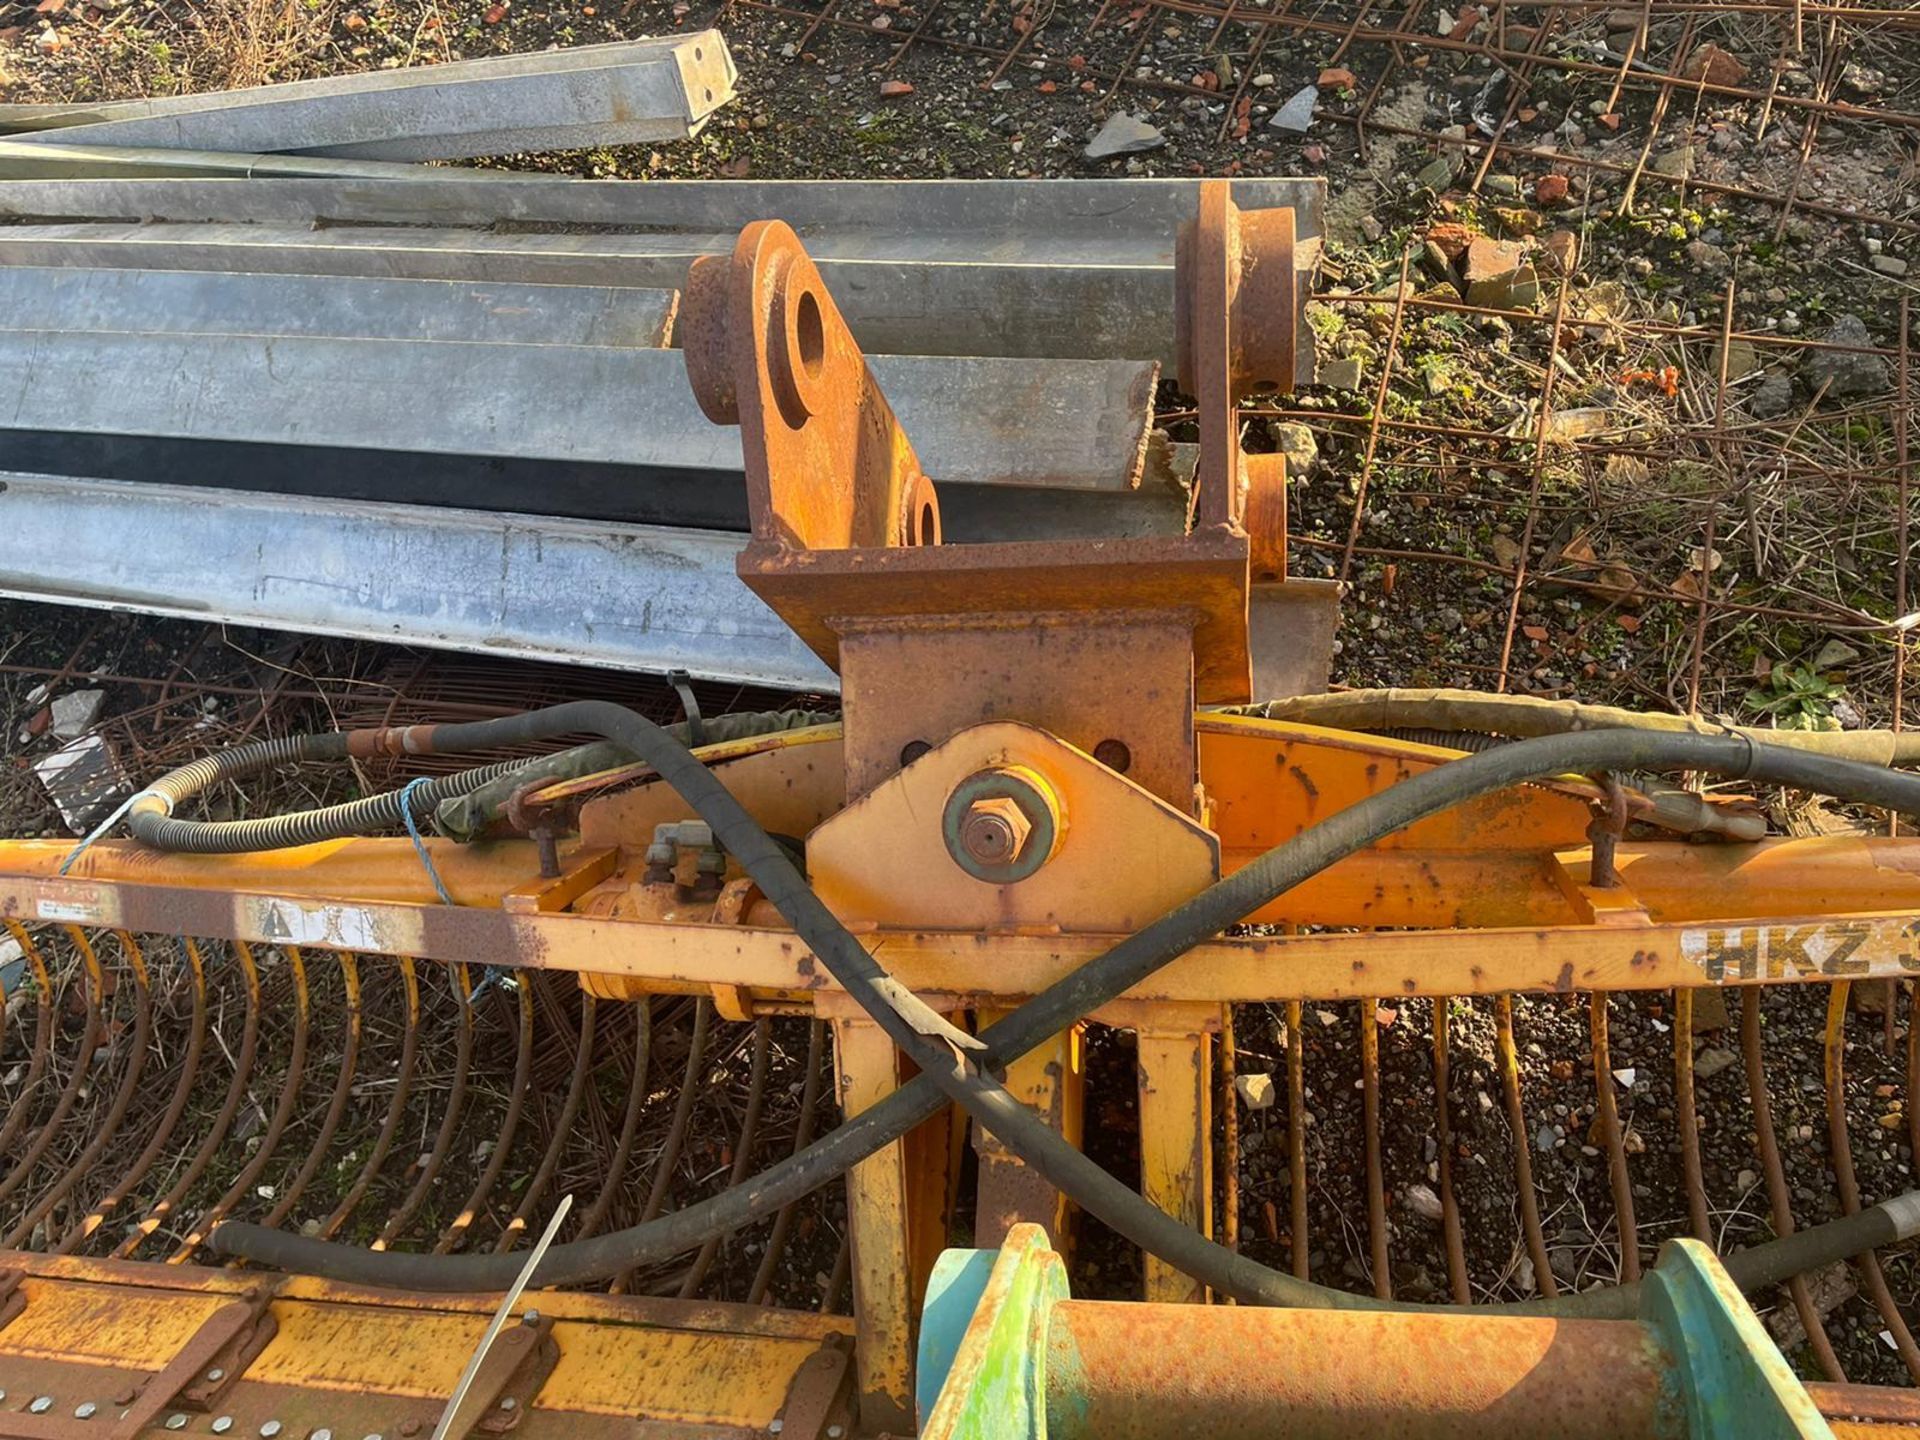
675 182 1313 743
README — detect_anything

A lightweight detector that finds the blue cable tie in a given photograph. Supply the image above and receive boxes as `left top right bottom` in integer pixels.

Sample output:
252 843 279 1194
398 776 456 907
400 775 512 1006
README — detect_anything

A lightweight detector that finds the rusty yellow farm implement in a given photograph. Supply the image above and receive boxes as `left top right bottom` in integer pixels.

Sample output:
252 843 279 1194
3 183 1920 1439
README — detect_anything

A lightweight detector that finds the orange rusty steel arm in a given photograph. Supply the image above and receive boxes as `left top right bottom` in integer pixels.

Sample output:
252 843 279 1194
1175 182 1296 563
682 218 940 554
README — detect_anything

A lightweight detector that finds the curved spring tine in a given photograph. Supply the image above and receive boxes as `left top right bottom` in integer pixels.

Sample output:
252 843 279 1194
0 922 57 1157
1741 987 1847 1382
0 926 105 1209
437 978 534 1255
1220 1004 1239 1260
1495 994 1558 1298
7 930 153 1247
262 953 363 1230
1589 991 1640 1283
679 1015 772 1298
574 998 651 1242
377 962 473 1250
118 939 262 1259
1909 980 1919 1196
748 1018 826 1307
1286 998 1307 1280
320 956 421 1241
170 944 310 1263
614 997 710 1295
1672 988 1714 1243
1431 1000 1470 1304
496 988 597 1253
1359 996 1390 1300
61 937 210 1253
819 1226 851 1315
1823 982 1920 1382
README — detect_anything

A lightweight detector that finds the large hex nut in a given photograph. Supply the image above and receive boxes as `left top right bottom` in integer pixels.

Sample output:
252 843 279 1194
941 766 1062 883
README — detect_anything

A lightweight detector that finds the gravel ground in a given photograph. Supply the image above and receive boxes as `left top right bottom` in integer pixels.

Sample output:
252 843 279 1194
2 0 1918 1391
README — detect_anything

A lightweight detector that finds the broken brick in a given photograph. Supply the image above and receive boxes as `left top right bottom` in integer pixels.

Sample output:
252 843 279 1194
1682 42 1748 88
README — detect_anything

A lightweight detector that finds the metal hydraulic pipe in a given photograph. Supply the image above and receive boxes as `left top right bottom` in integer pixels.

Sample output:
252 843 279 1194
1041 1302 1674 1440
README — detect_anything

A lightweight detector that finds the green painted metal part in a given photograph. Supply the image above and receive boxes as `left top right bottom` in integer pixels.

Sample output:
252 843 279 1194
916 1227 1836 1439
915 1225 1065 1439
1638 1239 1835 1440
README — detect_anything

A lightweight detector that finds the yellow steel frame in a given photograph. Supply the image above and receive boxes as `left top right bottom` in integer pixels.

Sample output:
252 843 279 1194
0 1250 854 1437
3 712 1918 1428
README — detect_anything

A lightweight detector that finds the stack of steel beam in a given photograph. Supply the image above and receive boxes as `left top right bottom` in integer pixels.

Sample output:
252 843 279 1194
0 176 1324 688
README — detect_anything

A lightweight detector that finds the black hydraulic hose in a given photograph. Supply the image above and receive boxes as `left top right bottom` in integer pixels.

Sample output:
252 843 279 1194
127 710 834 855
216 711 1920 1314
127 733 528 854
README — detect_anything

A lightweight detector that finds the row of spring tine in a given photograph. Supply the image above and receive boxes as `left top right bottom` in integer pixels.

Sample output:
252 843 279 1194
0 922 846 1308
1232 981 1920 1383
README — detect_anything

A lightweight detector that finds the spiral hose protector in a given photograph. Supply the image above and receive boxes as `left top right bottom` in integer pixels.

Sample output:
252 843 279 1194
127 733 528 854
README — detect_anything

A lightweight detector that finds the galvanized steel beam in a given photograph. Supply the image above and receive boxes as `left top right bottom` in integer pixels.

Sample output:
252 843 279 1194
0 221 1312 373
0 175 1323 235
0 138 492 182
0 473 833 688
0 327 1161 501
0 330 1175 537
0 178 1323 368
0 35 736 161
0 265 679 346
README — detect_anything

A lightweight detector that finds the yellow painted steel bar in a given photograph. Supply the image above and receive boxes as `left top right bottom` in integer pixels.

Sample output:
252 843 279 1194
11 829 1920 931
0 854 1915 1005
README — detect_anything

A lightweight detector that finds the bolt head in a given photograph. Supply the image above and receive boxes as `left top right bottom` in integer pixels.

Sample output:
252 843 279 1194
30 1398 52 1414
213 1418 233 1434
76 1402 97 1419
261 1423 283 1438
206 1369 225 1383
167 1416 190 1431
959 795 1031 865
311 1431 333 1440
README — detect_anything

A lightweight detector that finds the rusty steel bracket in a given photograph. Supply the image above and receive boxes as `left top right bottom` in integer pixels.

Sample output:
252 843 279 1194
0 1294 268 1440
0 1266 24 1333
683 219 940 555
168 1286 277 1412
444 1314 560 1438
679 199 1299 808
1175 180 1298 541
772 1334 856 1440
